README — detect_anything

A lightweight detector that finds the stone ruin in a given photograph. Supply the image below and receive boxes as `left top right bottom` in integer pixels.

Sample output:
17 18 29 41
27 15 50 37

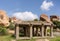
0 10 9 27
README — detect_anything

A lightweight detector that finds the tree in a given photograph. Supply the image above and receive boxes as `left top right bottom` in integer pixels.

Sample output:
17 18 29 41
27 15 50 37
0 25 8 35
53 21 60 29
34 19 38 21
8 22 15 30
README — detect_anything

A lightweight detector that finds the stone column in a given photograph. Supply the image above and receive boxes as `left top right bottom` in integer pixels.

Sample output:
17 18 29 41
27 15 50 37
41 25 44 37
16 24 19 40
30 25 32 38
50 25 53 37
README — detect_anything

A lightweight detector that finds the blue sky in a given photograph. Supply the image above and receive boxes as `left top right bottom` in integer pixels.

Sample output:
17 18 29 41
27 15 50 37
0 0 60 20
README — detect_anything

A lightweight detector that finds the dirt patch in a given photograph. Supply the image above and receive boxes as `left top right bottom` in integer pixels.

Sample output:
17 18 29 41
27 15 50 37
8 29 15 34
36 39 49 41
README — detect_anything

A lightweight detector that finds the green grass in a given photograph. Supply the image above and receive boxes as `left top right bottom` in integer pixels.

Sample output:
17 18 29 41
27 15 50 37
50 36 60 41
0 34 35 41
0 35 14 41
17 39 35 41
1 34 60 41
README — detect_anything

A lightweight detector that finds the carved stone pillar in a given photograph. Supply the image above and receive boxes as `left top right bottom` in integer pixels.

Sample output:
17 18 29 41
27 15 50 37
30 25 32 38
16 24 19 40
50 25 53 37
41 25 44 37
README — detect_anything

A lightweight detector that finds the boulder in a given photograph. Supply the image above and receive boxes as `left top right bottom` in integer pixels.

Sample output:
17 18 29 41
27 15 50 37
50 15 59 21
0 10 9 27
10 17 22 23
40 14 51 23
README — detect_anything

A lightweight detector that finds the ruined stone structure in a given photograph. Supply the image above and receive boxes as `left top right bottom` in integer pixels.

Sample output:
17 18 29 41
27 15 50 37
0 10 9 26
14 14 54 40
15 21 54 40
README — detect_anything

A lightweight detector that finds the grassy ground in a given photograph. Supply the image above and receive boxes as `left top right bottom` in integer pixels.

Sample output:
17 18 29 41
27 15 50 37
0 34 60 41
17 39 35 41
0 35 14 41
0 34 35 41
50 36 60 41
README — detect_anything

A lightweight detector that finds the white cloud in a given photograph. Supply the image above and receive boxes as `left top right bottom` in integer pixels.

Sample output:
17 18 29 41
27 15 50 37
40 0 54 11
12 11 39 21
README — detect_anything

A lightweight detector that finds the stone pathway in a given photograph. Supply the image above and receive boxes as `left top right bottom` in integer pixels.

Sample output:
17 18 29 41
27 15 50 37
36 39 49 41
11 40 16 41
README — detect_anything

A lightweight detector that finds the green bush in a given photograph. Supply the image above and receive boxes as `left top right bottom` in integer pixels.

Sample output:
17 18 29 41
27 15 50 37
8 22 15 30
0 25 8 35
47 29 50 33
53 21 60 29
34 19 39 21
